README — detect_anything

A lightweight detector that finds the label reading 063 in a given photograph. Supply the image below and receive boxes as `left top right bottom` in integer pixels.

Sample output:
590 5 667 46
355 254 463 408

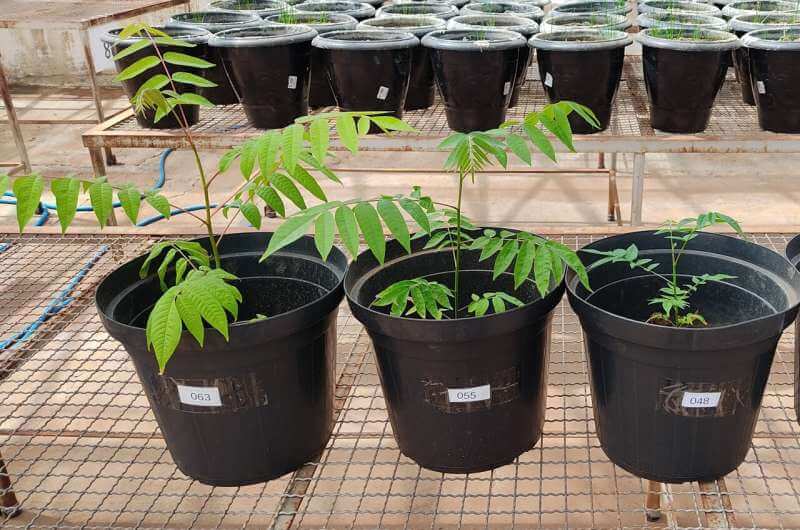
177 384 223 407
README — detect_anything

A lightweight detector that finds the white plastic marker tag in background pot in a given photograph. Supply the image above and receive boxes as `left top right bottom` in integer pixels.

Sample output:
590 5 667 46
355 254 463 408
177 384 223 407
757 80 766 94
503 82 511 96
544 73 553 88
288 75 298 89
448 384 491 403
377 86 389 100
681 391 721 408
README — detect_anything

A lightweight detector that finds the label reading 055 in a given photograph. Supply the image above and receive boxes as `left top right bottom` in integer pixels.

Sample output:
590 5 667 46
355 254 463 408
447 384 491 403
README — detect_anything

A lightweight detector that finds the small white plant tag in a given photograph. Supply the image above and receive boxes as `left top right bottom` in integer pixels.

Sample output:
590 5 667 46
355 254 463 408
756 80 766 94
503 81 511 95
377 86 389 100
681 391 721 408
544 72 554 87
177 384 222 407
287 75 298 89
448 384 491 403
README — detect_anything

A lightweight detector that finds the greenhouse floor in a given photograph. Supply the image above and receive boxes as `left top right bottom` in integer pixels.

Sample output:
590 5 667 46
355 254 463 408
0 232 799 529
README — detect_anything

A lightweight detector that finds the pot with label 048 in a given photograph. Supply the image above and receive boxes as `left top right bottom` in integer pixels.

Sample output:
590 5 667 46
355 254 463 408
96 233 346 486
423 29 526 132
567 230 800 483
102 26 209 129
208 25 317 128
529 29 632 134
345 232 564 473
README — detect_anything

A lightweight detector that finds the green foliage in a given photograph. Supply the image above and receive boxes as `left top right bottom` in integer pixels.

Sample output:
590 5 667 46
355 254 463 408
372 278 454 319
582 212 743 327
467 292 525 317
139 240 212 290
12 174 43 232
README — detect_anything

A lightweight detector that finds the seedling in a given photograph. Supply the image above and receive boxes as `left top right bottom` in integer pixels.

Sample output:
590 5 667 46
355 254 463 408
581 212 743 327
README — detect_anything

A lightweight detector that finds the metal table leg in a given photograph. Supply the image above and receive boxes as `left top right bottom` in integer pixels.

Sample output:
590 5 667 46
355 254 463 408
0 50 31 174
631 152 645 226
80 29 116 167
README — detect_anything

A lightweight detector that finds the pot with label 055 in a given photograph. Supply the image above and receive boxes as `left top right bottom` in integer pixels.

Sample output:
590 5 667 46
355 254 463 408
96 233 346 486
345 231 564 473
567 230 800 483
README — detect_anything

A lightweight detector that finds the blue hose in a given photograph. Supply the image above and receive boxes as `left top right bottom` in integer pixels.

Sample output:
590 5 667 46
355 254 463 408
0 245 109 350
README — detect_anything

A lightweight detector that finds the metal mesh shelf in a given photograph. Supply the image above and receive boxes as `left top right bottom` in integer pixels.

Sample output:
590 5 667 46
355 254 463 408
1 233 800 529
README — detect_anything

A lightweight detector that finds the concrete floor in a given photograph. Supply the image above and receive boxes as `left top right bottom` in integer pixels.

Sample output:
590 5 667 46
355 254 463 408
2 89 800 233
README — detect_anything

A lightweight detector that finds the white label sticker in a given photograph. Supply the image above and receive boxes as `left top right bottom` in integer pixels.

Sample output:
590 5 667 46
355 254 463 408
503 81 511 95
757 80 766 94
448 384 491 403
681 391 721 408
177 384 222 407
544 72 554 87
287 75 298 89
377 86 389 100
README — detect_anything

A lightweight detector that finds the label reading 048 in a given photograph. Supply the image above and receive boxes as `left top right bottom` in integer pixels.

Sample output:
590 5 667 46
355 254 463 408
681 391 721 409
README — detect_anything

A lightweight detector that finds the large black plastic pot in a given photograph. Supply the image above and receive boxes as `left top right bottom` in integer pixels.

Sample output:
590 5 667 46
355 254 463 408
101 27 209 129
423 29 525 132
209 0 289 17
742 28 800 133
313 30 419 121
96 233 347 486
567 230 800 483
264 13 357 108
539 13 631 32
167 11 263 105
637 28 740 133
377 2 459 19
721 0 796 19
461 1 545 21
637 0 722 16
551 1 632 15
345 233 564 473
530 29 631 134
635 12 728 31
208 25 316 128
785 234 800 426
294 1 377 20
358 17 447 110
447 15 539 108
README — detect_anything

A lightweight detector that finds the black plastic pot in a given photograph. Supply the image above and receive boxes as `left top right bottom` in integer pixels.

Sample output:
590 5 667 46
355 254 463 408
461 1 545 21
264 13 357 108
551 1 632 16
635 12 729 31
637 28 740 133
637 0 722 16
344 233 564 473
167 11 263 104
208 25 316 128
567 230 800 483
730 14 800 106
358 17 447 110
96 233 347 486
785 235 800 426
539 13 632 32
721 0 796 19
209 0 289 17
742 28 800 133
313 30 419 121
101 27 209 129
294 0 376 20
423 29 526 132
377 2 460 19
530 30 631 133
447 15 539 107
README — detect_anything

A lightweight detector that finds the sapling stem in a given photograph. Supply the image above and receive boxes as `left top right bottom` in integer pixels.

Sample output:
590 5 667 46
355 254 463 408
453 172 466 318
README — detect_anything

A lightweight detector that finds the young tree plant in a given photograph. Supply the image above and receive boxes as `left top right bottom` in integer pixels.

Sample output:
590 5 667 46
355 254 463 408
581 212 743 327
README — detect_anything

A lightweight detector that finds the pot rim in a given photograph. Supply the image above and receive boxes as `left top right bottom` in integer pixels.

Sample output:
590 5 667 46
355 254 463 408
447 14 540 35
294 0 377 17
208 0 289 15
262 12 359 31
101 26 211 46
742 27 800 49
529 28 632 49
167 11 264 32
461 1 544 17
637 12 729 30
722 0 797 18
638 0 722 15
729 12 800 32
207 23 318 46
421 28 528 49
376 2 459 17
636 27 741 49
359 15 448 36
312 28 420 48
539 12 631 31
495 0 551 7
551 1 633 15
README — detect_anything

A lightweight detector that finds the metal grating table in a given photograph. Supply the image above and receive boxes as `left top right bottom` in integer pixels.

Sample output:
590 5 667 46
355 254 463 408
0 232 799 528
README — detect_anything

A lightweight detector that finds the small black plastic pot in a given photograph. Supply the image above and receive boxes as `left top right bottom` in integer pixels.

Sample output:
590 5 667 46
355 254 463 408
377 2 460 19
447 15 539 108
264 13 358 108
209 0 289 17
96 233 347 486
742 28 800 133
344 233 564 473
358 16 447 110
637 28 740 133
567 230 800 483
638 0 722 16
730 14 800 106
460 1 545 21
530 30 631 133
313 30 418 121
423 29 526 131
785 235 800 426
635 12 729 31
294 0 376 20
102 27 209 129
550 1 632 16
539 13 631 32
167 11 263 105
208 25 316 128
721 0 796 19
